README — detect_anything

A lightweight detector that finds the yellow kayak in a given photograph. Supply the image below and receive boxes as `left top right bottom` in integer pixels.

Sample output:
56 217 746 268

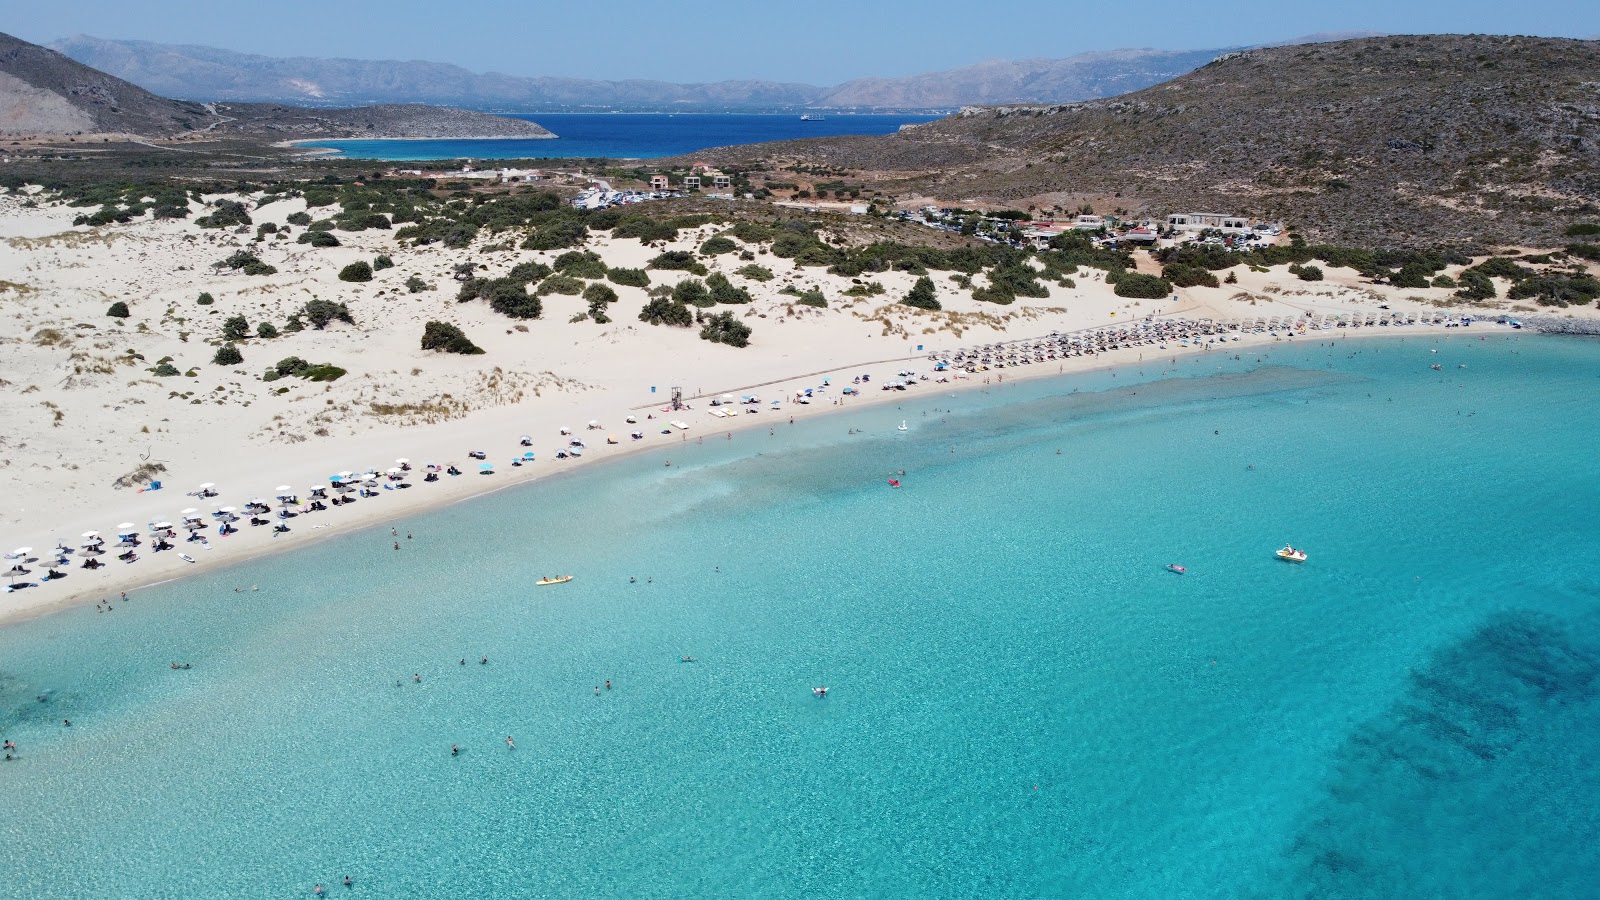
536 576 573 586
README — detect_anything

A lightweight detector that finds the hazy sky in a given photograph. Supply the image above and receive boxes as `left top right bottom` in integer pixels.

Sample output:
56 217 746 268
9 0 1598 83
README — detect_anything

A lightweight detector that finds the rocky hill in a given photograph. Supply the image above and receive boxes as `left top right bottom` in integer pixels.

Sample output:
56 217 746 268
699 35 1600 248
0 30 211 135
50 33 1366 111
0 31 551 140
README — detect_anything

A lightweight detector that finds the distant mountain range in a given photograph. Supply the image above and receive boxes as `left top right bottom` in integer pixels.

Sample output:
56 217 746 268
0 31 552 140
47 33 1378 111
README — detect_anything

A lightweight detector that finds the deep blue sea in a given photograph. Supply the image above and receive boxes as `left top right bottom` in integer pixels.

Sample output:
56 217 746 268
303 113 941 160
4 333 1600 898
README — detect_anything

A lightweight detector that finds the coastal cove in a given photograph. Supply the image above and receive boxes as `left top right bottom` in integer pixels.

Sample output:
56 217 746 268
4 333 1600 897
296 113 943 160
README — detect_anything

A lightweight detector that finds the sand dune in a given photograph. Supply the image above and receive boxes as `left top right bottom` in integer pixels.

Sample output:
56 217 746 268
2 190 1588 622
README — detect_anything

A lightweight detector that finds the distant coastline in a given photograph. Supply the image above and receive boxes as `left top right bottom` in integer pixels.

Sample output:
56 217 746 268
292 112 938 160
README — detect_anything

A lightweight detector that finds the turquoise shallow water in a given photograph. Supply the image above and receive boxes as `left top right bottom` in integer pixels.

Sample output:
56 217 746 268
3 333 1600 898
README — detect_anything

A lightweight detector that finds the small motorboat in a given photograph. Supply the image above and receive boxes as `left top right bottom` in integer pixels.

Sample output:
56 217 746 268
536 576 573 586
1166 564 1187 574
897 420 908 432
887 479 901 488
1430 364 1442 371
1276 545 1308 563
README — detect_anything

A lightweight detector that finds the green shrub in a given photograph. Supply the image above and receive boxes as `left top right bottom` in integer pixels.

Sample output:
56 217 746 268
613 216 677 242
699 236 738 255
672 279 713 307
1506 274 1600 307
639 297 693 327
195 200 251 229
582 283 618 305
213 343 243 366
107 301 130 318
1294 264 1324 282
338 261 373 283
649 251 707 275
607 267 650 287
535 274 584 296
421 320 485 354
297 230 340 247
735 264 774 283
521 217 588 251
553 250 607 279
1389 264 1432 289
490 282 543 319
507 261 553 284
256 321 279 339
302 365 346 382
221 315 250 341
215 250 277 276
196 292 214 305
373 254 394 271
902 276 941 310
1566 243 1600 262
1162 263 1220 288
706 272 752 304
405 275 432 293
1470 257 1533 281
698 310 752 348
1564 223 1600 237
1454 269 1496 301
1113 273 1174 298
302 299 353 329
150 362 181 377
285 211 312 226
781 287 827 308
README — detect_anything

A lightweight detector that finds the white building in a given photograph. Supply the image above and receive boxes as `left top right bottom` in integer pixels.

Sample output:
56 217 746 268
1166 213 1252 233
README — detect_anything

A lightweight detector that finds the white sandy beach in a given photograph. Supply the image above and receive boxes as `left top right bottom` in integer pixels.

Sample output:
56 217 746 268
2 189 1595 624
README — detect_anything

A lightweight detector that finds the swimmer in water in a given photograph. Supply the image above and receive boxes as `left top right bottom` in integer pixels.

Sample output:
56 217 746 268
451 744 459 756
605 680 612 690
480 656 488 665
505 736 515 749
343 876 352 888
412 674 421 683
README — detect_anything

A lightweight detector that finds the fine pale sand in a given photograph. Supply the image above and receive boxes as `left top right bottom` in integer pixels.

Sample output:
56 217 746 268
2 189 1595 624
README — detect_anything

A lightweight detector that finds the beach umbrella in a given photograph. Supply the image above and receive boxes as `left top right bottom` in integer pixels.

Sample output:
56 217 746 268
199 482 215 492
82 531 99 539
116 523 136 532
6 547 31 559
275 485 293 495
151 521 173 531
337 471 354 481
386 467 403 476
395 458 409 465
479 462 494 471
218 506 236 514
180 507 199 516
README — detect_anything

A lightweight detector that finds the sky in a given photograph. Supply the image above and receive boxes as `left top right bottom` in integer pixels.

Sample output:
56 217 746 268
7 0 1598 84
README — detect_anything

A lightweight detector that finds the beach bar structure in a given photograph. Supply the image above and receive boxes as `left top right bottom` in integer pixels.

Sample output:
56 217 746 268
1165 213 1252 233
